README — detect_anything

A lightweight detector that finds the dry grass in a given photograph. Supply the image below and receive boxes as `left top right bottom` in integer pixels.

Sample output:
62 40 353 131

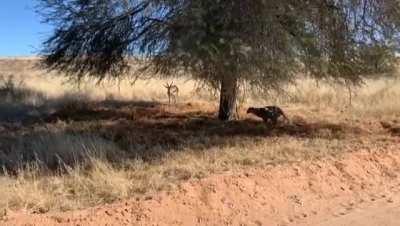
0 58 399 214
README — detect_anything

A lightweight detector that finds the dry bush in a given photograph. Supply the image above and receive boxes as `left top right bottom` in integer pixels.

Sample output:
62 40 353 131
0 74 47 122
0 74 45 104
1 133 125 173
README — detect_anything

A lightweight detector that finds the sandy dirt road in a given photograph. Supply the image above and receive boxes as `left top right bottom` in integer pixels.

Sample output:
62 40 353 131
300 194 400 226
321 205 400 226
3 147 400 226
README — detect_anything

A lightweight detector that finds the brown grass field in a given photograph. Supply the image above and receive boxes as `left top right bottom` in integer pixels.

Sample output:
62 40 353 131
0 58 400 221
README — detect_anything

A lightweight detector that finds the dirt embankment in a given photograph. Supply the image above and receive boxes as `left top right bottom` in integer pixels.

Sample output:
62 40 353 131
2 144 400 226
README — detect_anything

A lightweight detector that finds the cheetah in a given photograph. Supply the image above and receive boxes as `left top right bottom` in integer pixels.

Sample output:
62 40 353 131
247 106 289 125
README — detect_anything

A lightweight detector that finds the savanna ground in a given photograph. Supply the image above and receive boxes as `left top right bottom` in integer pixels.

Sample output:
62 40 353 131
0 58 400 225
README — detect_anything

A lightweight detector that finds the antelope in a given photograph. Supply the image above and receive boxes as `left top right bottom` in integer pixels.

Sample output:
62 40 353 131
164 82 179 105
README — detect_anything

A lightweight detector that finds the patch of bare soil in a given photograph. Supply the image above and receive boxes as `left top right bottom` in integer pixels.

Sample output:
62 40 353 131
2 143 400 226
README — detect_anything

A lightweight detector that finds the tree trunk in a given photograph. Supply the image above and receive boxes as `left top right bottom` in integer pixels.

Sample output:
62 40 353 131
218 75 238 121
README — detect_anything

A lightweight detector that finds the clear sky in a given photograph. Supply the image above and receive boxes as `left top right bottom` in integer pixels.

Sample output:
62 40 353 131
0 0 51 57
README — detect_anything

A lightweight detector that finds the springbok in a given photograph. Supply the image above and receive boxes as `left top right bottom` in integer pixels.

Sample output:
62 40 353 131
164 82 179 105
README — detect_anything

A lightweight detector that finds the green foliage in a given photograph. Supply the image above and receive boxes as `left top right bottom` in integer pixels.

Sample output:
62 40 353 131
37 0 400 91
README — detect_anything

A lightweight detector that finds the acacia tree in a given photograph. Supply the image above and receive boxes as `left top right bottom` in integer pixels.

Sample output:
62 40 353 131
37 0 400 120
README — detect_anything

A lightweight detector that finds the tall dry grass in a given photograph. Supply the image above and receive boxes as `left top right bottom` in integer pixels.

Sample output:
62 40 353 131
0 58 399 214
1 58 399 117
0 134 352 213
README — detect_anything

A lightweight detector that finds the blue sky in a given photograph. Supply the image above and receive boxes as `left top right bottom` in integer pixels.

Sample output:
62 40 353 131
0 1 51 56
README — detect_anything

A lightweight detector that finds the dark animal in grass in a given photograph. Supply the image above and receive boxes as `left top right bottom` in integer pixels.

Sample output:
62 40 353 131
247 106 289 125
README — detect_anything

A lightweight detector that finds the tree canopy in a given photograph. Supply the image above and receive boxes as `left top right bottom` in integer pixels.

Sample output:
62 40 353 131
37 0 400 120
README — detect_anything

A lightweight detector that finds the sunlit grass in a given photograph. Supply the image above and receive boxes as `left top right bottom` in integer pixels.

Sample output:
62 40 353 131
0 58 399 214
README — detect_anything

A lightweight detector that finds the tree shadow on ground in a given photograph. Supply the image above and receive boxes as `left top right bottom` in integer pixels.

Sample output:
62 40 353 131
43 99 365 156
0 98 366 174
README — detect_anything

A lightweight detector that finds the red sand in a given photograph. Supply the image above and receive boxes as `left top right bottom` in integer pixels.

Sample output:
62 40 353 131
3 145 400 226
